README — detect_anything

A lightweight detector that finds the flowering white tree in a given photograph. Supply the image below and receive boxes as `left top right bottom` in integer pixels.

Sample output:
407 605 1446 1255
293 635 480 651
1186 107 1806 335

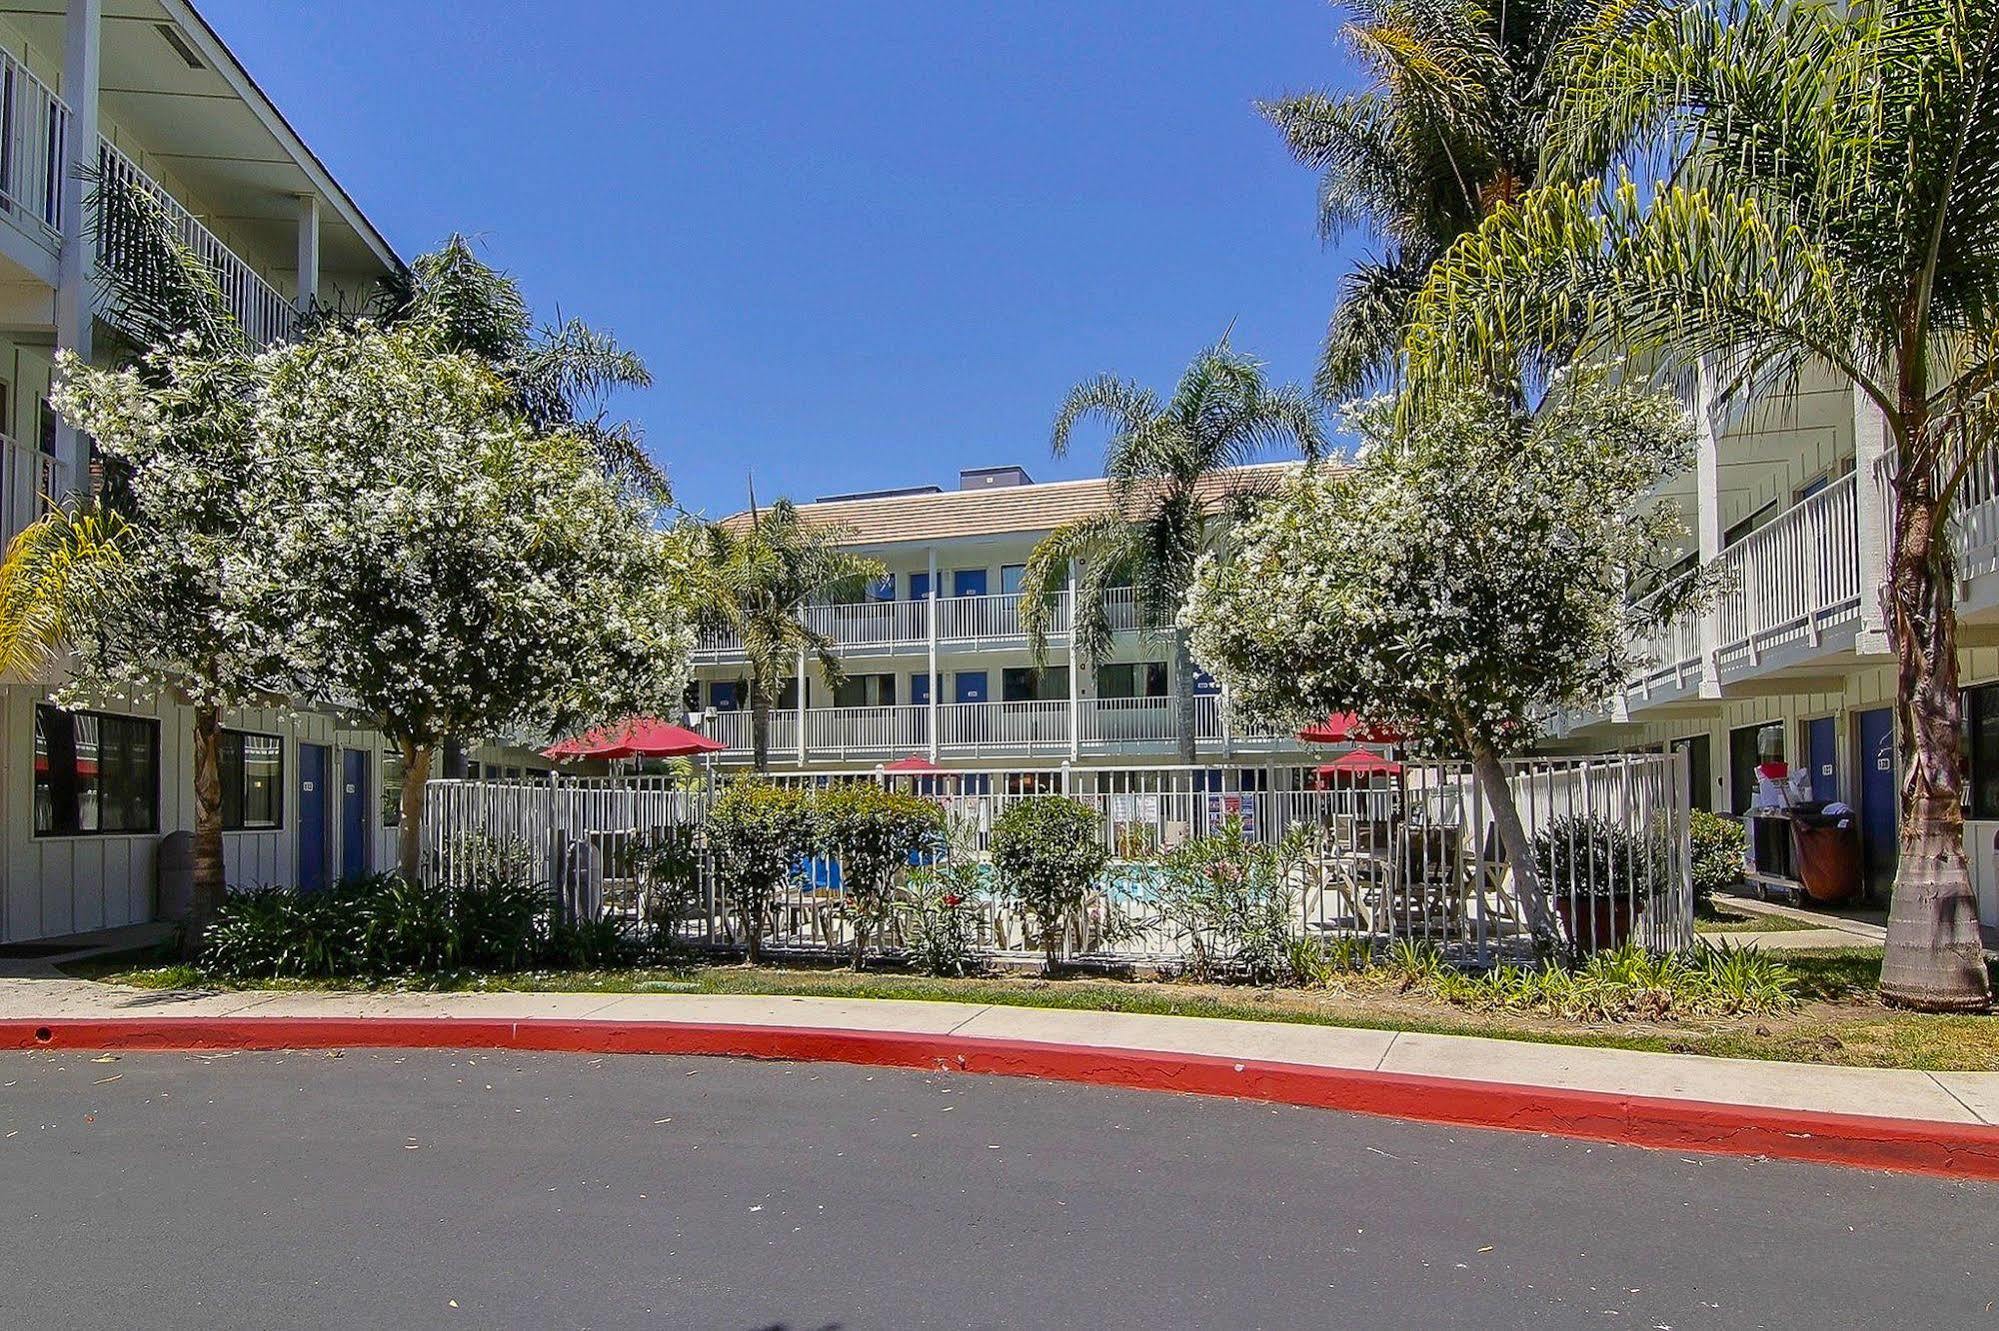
1182 384 1696 936
52 340 283 940
244 324 698 880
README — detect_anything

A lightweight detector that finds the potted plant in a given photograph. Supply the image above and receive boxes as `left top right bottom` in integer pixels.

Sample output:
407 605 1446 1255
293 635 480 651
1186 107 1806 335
1532 815 1665 956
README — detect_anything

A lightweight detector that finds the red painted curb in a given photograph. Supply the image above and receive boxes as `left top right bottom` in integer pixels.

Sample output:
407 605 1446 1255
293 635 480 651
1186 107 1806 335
7 1015 1999 1182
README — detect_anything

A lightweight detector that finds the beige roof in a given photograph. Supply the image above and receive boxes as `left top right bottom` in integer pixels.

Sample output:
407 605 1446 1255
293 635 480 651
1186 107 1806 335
721 461 1312 547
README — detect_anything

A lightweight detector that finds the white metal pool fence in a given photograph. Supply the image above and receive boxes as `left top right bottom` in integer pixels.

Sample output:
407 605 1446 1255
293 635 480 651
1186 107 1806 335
421 755 1694 965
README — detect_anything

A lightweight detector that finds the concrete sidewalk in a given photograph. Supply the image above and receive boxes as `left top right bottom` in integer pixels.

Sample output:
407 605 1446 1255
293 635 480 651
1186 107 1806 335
4 970 1996 1131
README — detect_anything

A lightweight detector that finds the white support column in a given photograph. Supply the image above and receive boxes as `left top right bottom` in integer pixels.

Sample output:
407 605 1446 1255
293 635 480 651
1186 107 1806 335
1694 358 1725 697
52 0 101 490
294 193 320 315
1853 382 1893 655
1066 559 1081 761
925 547 938 761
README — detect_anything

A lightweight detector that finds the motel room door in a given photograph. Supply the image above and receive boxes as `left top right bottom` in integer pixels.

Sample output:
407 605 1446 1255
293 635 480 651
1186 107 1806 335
298 743 332 892
1855 708 1897 888
1804 717 1839 804
340 748 371 880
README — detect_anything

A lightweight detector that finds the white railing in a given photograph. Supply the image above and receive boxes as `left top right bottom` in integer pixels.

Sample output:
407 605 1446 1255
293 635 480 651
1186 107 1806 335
1712 471 1859 671
803 598 928 650
700 697 1309 760
1102 586 1142 632
0 51 66 245
704 707 799 757
0 433 67 546
937 700 1071 755
691 587 1164 660
1874 447 1999 587
1080 695 1176 746
96 137 298 347
425 752 1696 964
937 590 1023 641
1193 692 1222 740
1626 568 1705 698
802 703 930 759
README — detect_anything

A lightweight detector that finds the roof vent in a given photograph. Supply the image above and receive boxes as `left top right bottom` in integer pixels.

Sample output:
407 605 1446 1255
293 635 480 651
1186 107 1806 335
157 23 205 70
959 465 1032 491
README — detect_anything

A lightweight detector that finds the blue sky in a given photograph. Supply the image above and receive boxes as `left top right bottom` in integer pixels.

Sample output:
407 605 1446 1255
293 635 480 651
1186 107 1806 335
202 1 1357 518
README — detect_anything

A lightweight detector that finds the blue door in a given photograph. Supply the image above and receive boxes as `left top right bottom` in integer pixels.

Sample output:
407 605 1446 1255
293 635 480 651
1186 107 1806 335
954 671 987 703
1805 716 1838 803
908 571 929 601
1856 708 1897 883
910 672 931 706
340 748 370 881
297 743 331 891
952 569 987 598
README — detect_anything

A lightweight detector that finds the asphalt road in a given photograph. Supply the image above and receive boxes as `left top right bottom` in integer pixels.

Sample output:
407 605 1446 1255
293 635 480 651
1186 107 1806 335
2 1048 1996 1330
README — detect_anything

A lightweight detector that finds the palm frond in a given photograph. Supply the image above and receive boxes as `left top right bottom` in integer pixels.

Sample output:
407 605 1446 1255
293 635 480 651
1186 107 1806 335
0 503 126 679
88 176 245 359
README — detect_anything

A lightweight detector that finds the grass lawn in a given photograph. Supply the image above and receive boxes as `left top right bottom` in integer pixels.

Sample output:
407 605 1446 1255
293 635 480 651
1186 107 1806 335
1694 902 1826 934
73 947 1999 1074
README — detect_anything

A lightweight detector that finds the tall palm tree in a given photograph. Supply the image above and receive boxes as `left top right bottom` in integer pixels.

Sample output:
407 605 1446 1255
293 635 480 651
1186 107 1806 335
692 496 887 771
371 235 666 498
1406 0 1999 1009
1262 0 1612 401
1019 344 1324 764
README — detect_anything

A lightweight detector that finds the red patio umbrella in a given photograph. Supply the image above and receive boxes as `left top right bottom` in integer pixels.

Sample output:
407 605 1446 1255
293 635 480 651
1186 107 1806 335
1297 712 1403 744
1317 747 1403 778
542 716 727 762
880 753 944 774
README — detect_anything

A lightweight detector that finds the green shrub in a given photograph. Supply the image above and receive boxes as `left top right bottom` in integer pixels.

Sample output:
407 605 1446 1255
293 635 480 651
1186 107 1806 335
631 824 704 945
200 869 553 980
813 785 945 967
451 870 545 970
900 860 988 977
1533 815 1670 901
704 779 815 963
990 796 1110 972
1149 818 1296 983
1689 809 1747 909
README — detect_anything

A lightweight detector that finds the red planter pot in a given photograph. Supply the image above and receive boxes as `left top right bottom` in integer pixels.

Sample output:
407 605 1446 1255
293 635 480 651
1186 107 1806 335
1555 894 1643 955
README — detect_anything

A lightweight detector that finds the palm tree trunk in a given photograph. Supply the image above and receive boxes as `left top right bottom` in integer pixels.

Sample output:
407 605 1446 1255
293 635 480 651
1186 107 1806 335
184 703 225 958
396 740 433 884
1466 734 1555 945
750 685 771 773
1879 458 1990 1010
1171 627 1199 766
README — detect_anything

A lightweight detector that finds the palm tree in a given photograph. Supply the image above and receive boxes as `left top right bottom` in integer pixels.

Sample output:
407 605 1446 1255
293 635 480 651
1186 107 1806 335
692 496 887 771
1019 344 1324 764
371 235 665 497
1262 0 1613 401
1406 0 1999 1009
0 503 124 679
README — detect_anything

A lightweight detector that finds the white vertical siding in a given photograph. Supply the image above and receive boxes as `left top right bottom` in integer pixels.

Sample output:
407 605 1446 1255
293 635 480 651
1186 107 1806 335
0 681 397 943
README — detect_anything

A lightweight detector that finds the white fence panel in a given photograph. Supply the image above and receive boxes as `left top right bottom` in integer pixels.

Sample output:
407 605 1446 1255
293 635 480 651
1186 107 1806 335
422 754 1693 965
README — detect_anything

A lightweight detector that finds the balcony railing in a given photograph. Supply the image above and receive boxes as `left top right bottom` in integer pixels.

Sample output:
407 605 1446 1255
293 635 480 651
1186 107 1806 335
692 589 1152 661
1711 471 1860 672
1622 472 1861 699
0 432 67 545
96 137 298 347
1625 568 1704 699
1873 447 1999 589
697 695 1304 763
0 51 66 247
